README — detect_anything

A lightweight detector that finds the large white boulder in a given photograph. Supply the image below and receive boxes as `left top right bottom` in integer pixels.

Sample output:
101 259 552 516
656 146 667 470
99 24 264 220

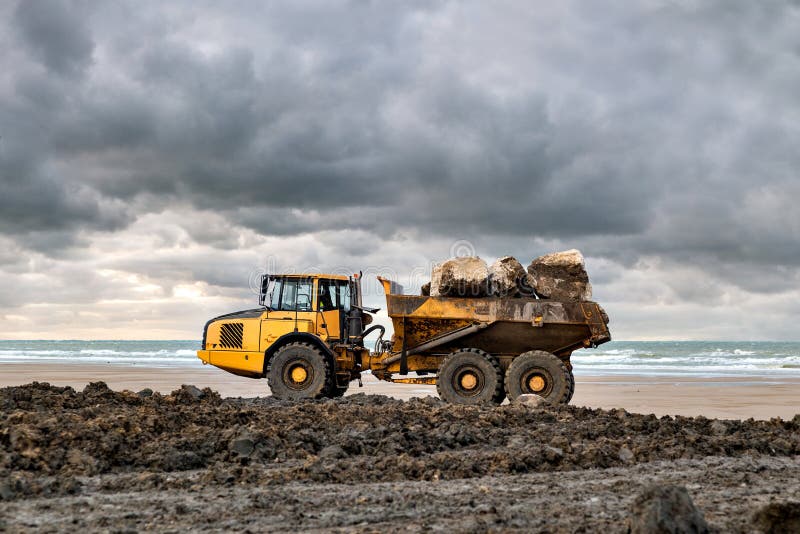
488 256 528 297
430 257 489 297
527 249 592 301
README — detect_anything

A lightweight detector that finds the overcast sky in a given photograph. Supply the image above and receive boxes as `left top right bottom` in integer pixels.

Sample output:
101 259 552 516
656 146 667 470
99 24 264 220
1 0 799 340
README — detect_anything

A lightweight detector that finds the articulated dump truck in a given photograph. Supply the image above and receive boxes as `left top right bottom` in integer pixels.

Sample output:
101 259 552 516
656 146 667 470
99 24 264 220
197 273 611 405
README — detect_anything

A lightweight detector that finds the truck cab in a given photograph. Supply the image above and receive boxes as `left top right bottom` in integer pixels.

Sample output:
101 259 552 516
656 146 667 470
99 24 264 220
197 274 364 380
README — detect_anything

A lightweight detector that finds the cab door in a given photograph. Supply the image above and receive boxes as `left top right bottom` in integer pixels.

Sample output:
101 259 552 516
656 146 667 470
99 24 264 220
316 279 340 342
316 279 352 342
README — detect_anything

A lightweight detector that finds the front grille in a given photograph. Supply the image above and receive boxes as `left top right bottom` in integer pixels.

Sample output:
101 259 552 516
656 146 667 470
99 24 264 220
219 322 244 349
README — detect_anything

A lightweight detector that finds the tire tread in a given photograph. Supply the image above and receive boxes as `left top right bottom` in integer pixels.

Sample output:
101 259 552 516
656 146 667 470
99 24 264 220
436 348 504 405
267 341 332 400
504 350 571 405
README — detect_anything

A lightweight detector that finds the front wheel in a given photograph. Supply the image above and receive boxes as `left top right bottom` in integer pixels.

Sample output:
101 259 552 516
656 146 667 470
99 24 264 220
505 351 572 404
437 348 504 405
267 342 332 400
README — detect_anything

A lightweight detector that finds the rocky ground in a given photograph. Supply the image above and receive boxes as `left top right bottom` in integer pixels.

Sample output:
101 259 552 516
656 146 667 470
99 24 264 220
1 382 799 532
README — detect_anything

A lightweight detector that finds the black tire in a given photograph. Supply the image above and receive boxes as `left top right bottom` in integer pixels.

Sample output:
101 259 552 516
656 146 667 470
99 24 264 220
563 358 576 403
565 368 575 404
267 342 332 400
436 348 504 406
505 350 571 404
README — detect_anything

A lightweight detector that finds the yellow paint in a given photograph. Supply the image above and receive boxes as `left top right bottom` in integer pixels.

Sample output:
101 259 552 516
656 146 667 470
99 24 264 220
281 273 349 280
290 365 307 383
205 318 263 352
261 317 313 345
460 373 477 390
529 375 545 392
384 355 442 374
377 276 393 295
197 350 211 364
207 349 265 376
388 376 438 385
317 309 341 342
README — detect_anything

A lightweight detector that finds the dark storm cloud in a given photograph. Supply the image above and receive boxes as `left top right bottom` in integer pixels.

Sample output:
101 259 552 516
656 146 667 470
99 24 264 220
1 2 129 239
2 0 800 300
14 0 94 78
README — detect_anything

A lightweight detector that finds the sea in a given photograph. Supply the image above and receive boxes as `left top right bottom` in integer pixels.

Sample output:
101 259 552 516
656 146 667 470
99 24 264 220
1 340 799 378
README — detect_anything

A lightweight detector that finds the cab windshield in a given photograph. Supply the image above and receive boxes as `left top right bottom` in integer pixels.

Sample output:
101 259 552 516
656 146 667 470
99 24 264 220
270 278 313 311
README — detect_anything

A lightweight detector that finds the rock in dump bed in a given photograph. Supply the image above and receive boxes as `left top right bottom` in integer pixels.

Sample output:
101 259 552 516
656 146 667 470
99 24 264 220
489 256 529 297
428 249 591 300
430 256 490 297
527 249 592 301
2 382 798 501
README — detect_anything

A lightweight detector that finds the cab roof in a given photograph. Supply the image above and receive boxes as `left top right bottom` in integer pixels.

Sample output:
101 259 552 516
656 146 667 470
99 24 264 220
271 273 351 281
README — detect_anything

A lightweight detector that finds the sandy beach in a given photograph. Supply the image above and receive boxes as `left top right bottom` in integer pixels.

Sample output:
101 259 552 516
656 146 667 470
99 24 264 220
1 362 798 420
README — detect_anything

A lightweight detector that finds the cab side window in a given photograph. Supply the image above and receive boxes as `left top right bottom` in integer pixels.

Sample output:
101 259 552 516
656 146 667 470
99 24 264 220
317 280 337 311
269 278 283 310
317 280 351 312
339 282 352 312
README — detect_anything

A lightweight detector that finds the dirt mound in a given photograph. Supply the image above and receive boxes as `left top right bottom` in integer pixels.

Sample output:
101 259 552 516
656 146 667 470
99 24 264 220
1 382 798 501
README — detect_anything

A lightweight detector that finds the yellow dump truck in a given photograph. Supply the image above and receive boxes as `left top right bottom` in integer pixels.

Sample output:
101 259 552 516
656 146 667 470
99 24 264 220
197 273 610 405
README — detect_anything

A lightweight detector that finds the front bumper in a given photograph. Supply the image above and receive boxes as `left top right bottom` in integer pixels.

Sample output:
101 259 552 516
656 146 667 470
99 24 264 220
196 349 265 378
197 350 212 365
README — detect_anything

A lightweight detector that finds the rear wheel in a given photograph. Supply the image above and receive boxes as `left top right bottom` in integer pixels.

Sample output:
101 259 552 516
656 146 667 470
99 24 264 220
565 368 575 404
505 350 571 404
437 348 504 405
267 342 332 400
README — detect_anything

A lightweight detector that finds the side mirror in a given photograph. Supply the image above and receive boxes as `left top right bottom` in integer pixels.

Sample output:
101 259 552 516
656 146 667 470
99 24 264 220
259 275 269 306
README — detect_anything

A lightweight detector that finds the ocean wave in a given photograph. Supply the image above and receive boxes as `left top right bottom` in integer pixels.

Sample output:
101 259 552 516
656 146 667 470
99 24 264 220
78 349 197 357
572 342 800 376
689 349 762 358
0 350 75 357
0 348 199 367
574 355 800 366
592 349 638 356
0 349 196 358
577 352 668 361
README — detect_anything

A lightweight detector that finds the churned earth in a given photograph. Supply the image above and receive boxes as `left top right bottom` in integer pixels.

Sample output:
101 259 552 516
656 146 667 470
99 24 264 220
1 382 798 532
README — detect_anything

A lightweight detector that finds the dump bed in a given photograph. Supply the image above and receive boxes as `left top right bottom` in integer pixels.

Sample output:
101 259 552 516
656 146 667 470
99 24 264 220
378 278 610 361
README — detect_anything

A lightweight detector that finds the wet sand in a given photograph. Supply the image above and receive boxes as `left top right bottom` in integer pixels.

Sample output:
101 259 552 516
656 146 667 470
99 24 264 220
1 362 798 420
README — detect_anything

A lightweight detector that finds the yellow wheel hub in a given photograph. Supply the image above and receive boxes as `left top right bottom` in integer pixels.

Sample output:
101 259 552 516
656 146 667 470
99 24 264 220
528 375 545 392
460 372 478 390
290 365 308 383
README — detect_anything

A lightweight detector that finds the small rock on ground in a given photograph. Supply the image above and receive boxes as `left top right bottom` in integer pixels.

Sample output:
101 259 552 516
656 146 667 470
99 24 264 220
629 484 709 534
515 394 547 407
751 501 800 533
